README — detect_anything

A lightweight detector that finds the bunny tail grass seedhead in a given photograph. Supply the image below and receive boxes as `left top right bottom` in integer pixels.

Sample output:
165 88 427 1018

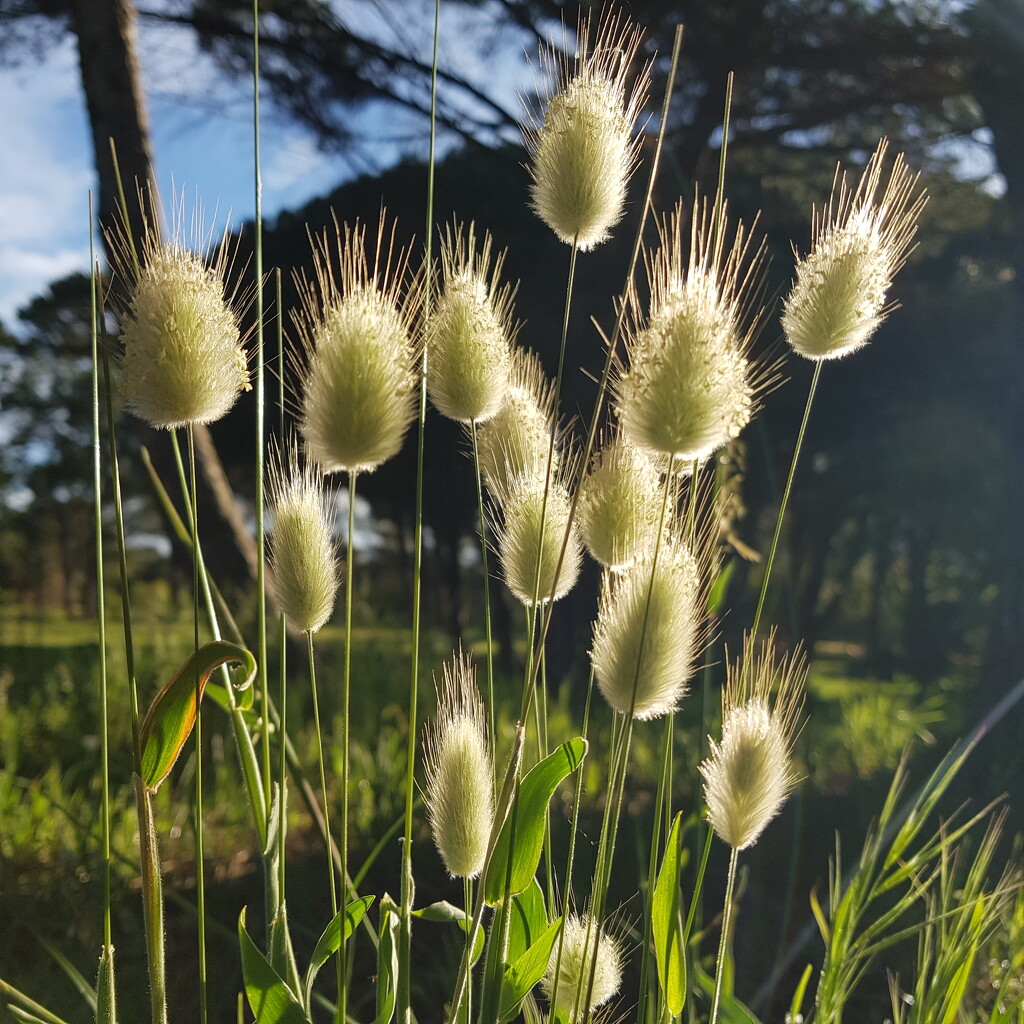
422 651 494 879
427 223 514 424
495 472 583 606
591 535 704 720
475 346 559 500
297 215 418 474
115 197 249 429
579 433 663 572
617 201 766 463
267 443 339 634
525 11 648 250
542 914 624 1022
782 139 926 361
700 635 806 850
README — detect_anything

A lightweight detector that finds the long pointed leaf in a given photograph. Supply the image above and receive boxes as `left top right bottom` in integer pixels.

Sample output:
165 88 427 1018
652 812 686 1016
95 945 116 1024
238 908 309 1024
374 897 400 1024
498 918 563 1023
140 641 256 791
303 896 374 1012
484 738 587 905
412 902 484 965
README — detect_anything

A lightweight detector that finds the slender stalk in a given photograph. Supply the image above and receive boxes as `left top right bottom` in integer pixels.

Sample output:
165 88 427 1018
636 713 675 1024
252 0 272 831
275 271 287 906
709 846 741 1024
339 470 358 1024
101 351 141 770
136 778 168 1024
187 426 209 1024
470 420 496 754
580 459 677 1024
307 631 341 1006
547 666 596 1015
750 361 823 639
463 875 474 1024
399 3 441 1018
168 432 268 847
277 611 288 904
89 199 112 952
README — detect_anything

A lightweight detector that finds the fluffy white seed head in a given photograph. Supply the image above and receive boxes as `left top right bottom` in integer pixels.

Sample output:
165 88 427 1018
118 211 248 429
475 348 558 501
700 638 806 850
267 446 339 634
617 203 763 462
297 218 417 474
542 914 623 1022
578 436 663 572
427 224 514 424
782 140 926 361
423 653 494 878
591 539 702 720
496 476 582 606
525 13 647 250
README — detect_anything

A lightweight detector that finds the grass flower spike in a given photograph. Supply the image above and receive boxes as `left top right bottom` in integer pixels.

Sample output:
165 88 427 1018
427 223 513 424
700 637 806 850
496 475 582 605
298 217 417 474
591 538 702 719
542 914 623 1022
267 445 338 634
118 208 248 429
617 202 764 463
525 12 647 250
782 140 925 360
422 652 494 878
476 347 558 499
578 435 662 571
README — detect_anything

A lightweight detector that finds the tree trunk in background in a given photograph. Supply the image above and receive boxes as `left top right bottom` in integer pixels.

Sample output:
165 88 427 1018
70 0 156 252
70 0 258 587
967 0 1024 705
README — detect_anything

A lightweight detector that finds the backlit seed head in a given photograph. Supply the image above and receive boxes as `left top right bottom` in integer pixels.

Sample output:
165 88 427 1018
525 12 647 250
427 223 514 424
423 652 494 878
591 539 702 720
475 347 558 501
578 436 662 572
297 217 417 474
700 637 806 850
496 476 582 606
617 202 764 462
118 205 248 429
542 914 623 1023
267 445 339 634
782 139 925 361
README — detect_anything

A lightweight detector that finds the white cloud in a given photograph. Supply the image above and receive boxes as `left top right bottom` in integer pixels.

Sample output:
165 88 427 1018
0 39 93 328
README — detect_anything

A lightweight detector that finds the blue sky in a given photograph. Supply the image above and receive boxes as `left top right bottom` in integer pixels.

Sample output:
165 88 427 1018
0 1 537 328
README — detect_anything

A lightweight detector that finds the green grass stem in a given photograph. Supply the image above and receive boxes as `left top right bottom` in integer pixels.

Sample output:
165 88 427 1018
252 0 273 835
750 361 823 639
186 426 209 1024
306 630 341 1010
89 198 112 953
399 3 441 1017
469 420 496 754
338 470 358 1024
709 846 740 1024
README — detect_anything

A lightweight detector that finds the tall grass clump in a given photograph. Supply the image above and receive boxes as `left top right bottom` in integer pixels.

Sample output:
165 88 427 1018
9 10 1024 1024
